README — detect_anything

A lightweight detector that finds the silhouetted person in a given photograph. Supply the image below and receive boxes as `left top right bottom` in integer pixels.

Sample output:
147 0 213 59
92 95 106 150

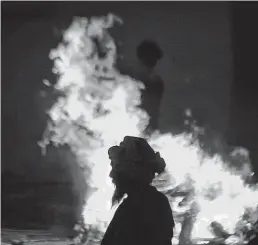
136 40 164 133
101 136 174 245
118 40 164 133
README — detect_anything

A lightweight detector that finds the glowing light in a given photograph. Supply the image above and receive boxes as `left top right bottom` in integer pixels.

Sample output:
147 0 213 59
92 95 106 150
40 14 258 244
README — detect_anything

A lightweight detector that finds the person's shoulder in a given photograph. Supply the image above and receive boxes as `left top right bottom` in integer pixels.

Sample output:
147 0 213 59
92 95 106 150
149 188 173 220
150 187 175 227
150 186 169 203
157 190 170 204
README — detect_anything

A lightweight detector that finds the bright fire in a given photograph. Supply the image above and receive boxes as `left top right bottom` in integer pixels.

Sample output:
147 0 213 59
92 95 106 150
40 14 258 245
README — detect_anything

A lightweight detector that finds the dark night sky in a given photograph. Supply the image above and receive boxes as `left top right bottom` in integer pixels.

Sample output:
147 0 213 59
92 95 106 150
1 0 258 232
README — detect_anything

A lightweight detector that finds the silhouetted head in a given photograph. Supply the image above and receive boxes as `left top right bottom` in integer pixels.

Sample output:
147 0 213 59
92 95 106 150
136 40 163 69
108 136 166 205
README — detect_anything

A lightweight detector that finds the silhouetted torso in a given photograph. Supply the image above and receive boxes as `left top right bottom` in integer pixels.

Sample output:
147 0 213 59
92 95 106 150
140 74 164 131
118 62 164 131
101 185 174 245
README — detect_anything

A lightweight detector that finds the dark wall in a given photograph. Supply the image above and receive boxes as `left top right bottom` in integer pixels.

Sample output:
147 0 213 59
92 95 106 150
227 2 258 175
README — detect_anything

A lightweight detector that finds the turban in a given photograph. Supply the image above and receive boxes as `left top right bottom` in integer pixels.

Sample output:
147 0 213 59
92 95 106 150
108 136 166 181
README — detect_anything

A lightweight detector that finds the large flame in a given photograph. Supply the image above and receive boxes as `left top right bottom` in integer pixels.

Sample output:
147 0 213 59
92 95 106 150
40 15 258 245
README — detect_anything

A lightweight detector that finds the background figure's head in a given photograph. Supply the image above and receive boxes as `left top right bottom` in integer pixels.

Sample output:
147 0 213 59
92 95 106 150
136 40 163 69
108 136 166 205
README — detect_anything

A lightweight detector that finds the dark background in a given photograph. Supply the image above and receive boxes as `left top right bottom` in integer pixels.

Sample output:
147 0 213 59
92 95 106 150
1 1 258 234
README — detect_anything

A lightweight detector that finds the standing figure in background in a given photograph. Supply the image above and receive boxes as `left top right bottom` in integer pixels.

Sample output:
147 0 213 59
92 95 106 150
136 40 164 133
118 40 165 133
101 136 174 245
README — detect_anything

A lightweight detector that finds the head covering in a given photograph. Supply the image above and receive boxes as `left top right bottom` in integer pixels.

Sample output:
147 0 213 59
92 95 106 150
108 136 166 181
